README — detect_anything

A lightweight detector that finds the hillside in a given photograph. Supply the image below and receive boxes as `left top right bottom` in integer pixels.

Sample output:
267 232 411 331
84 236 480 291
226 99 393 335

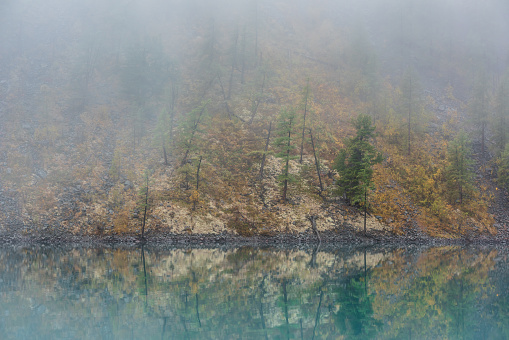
1 0 509 240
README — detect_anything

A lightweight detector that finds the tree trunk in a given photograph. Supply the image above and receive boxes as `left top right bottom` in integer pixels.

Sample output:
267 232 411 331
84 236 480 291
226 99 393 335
309 128 323 193
133 124 136 154
364 249 368 296
311 289 324 340
300 79 310 163
163 144 168 166
364 188 367 236
169 83 178 145
181 105 206 166
307 215 321 243
193 156 202 211
282 128 291 202
481 120 485 161
141 246 148 308
459 183 462 205
217 73 232 120
195 294 202 328
258 276 269 340
282 279 290 340
228 64 235 100
249 73 265 124
259 122 272 180
141 174 149 239
408 76 412 156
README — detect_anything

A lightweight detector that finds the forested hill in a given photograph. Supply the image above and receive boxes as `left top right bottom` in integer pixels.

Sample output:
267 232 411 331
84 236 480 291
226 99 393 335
1 0 509 239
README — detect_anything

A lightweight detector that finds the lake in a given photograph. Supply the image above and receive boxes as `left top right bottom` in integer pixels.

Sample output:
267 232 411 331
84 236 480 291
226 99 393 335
0 245 507 339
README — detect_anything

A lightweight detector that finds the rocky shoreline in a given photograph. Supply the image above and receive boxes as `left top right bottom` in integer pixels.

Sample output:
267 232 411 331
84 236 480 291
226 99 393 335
1 228 508 249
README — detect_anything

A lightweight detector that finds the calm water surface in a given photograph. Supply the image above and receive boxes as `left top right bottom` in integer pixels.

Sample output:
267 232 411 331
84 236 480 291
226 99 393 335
0 245 508 339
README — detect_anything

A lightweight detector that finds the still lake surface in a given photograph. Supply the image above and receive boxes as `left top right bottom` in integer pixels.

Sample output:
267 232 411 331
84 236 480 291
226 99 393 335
0 245 508 339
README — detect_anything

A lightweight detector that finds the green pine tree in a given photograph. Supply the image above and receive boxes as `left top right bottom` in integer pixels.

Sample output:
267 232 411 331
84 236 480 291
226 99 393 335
497 144 509 190
334 113 382 207
445 131 475 205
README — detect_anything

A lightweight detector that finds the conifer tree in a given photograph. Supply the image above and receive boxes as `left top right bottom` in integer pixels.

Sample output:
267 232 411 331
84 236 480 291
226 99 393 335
497 145 509 190
445 131 474 205
334 114 382 207
274 107 298 202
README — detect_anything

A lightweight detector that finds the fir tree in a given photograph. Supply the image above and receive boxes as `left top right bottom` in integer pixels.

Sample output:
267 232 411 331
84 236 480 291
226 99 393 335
497 145 509 190
334 114 382 207
445 131 474 205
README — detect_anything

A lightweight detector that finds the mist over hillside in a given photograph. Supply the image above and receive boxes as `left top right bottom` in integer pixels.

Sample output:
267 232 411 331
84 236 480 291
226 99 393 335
1 0 509 239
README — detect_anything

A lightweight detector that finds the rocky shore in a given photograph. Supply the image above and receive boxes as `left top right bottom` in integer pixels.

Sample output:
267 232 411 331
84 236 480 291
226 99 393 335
1 227 508 249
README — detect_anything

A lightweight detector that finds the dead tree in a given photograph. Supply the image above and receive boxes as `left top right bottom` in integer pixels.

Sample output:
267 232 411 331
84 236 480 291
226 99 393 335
259 122 272 180
299 79 310 163
181 104 207 166
309 128 323 194
140 172 150 240
193 156 203 211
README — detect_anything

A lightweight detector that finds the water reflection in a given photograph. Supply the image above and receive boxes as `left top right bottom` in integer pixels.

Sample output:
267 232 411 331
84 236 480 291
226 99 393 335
0 246 507 339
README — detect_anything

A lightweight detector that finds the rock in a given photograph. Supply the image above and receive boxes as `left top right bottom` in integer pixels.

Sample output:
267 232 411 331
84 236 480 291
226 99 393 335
438 105 446 111
6 168 12 174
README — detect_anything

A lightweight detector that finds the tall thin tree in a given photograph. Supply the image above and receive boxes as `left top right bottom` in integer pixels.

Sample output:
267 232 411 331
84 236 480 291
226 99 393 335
299 79 311 163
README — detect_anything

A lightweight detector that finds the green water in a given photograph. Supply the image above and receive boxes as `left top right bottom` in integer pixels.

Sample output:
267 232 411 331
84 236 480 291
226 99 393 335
0 245 507 339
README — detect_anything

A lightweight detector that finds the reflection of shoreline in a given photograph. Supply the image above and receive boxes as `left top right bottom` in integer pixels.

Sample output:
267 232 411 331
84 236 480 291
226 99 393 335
0 246 505 339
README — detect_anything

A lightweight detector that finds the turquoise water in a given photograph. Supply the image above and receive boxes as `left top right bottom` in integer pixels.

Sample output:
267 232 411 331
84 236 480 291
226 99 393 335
0 246 507 339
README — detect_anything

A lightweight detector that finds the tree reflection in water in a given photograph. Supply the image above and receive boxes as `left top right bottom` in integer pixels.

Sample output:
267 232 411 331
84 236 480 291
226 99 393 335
0 246 507 339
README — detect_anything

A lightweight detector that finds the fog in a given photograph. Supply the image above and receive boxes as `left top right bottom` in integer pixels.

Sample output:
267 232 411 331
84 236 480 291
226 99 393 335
1 0 509 236
1 0 507 80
